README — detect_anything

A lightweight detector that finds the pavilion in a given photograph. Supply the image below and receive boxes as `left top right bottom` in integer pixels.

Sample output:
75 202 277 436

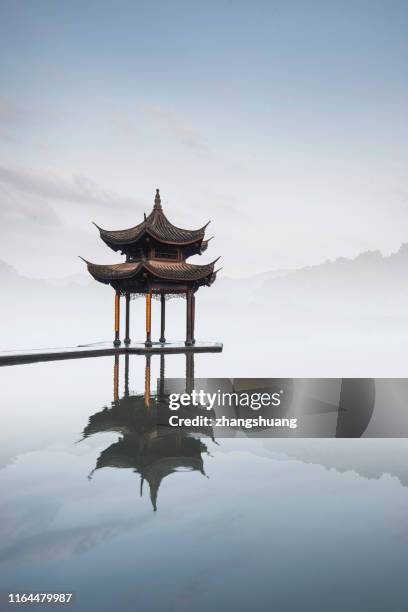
81 189 220 347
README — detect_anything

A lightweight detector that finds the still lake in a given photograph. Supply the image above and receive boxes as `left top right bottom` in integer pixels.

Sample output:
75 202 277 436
1 354 408 611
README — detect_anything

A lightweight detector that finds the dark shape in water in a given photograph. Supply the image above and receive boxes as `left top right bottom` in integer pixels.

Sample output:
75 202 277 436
82 353 214 511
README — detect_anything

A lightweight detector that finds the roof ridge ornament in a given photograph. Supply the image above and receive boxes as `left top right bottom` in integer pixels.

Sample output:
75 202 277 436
154 188 162 211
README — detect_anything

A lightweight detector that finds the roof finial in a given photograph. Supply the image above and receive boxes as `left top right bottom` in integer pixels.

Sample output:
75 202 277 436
154 188 162 210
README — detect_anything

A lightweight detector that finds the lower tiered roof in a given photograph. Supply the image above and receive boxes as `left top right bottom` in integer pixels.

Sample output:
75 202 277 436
81 257 220 285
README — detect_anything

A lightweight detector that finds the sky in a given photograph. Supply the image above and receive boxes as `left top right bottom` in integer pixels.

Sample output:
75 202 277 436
0 0 407 278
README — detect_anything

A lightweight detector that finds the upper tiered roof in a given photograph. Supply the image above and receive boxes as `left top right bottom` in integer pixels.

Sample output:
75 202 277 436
95 189 209 249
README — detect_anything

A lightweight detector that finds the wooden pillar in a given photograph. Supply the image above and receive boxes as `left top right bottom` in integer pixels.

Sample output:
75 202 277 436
185 289 193 346
114 291 121 346
145 290 152 347
124 291 131 345
159 293 166 343
191 292 196 345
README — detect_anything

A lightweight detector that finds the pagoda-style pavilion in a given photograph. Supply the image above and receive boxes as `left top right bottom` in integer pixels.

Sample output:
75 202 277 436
81 189 220 347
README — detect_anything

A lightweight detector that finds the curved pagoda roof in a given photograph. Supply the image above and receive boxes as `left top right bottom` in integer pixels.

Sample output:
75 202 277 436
81 257 220 284
95 189 209 249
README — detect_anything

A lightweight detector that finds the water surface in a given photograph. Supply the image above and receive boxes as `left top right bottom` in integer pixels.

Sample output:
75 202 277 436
1 355 408 611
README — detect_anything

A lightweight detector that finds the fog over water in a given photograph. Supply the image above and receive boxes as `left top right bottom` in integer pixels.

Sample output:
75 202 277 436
2 243 408 376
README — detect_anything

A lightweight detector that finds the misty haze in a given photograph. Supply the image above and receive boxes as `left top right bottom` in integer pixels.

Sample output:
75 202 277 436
2 243 408 376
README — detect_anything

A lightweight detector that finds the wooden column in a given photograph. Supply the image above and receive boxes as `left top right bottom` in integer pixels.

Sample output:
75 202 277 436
114 291 121 346
185 289 193 346
159 293 166 343
191 292 196 345
124 291 131 345
145 290 152 347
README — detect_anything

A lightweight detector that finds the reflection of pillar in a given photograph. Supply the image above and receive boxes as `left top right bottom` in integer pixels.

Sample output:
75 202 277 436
191 292 196 345
114 291 121 346
124 292 131 345
145 290 152 347
144 355 151 407
159 354 165 397
124 353 129 397
185 289 193 346
186 352 194 394
159 293 166 343
114 354 119 401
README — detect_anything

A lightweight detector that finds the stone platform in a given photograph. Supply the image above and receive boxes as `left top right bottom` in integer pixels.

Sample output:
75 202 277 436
0 341 223 366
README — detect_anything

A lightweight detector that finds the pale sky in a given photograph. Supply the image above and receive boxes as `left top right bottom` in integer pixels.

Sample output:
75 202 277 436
0 0 407 278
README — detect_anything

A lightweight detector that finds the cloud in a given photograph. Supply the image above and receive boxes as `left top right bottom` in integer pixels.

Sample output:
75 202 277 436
141 104 210 155
0 97 32 143
0 165 140 236
0 97 27 124
0 182 60 228
0 95 72 147
0 165 136 210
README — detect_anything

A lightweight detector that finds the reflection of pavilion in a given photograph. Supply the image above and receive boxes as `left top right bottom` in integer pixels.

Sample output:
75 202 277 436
83 353 213 511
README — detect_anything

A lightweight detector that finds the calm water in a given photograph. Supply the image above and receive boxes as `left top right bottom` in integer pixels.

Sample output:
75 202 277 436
1 355 408 611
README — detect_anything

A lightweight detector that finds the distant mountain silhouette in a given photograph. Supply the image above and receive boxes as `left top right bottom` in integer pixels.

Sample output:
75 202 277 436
0 260 93 293
1 243 408 359
3 243 408 301
258 244 408 315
